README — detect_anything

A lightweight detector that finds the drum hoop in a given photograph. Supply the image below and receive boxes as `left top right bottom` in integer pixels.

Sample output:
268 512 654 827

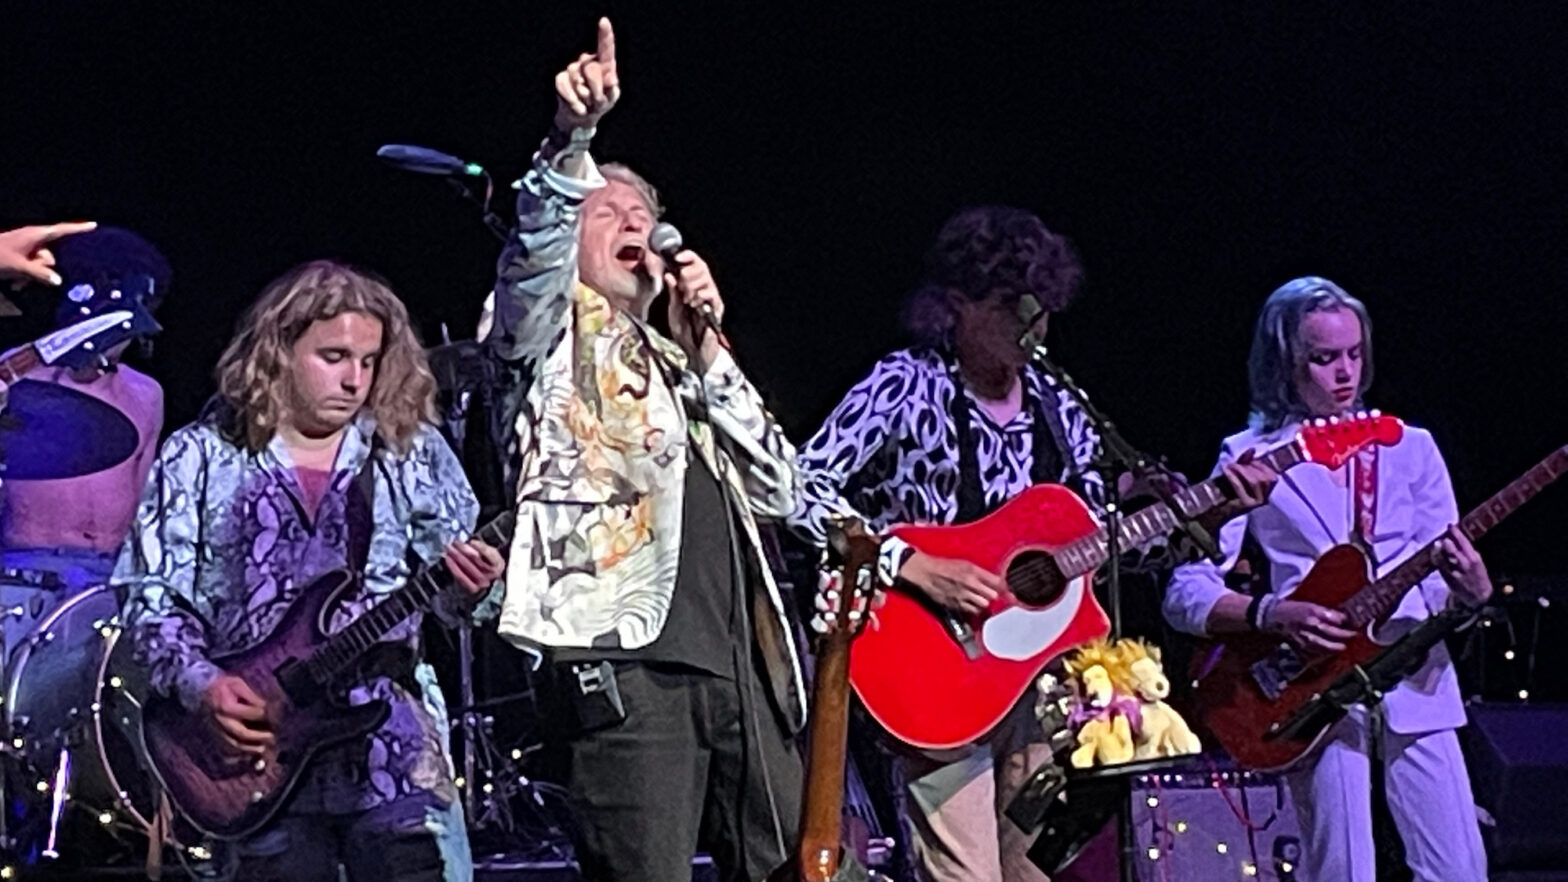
3 585 156 832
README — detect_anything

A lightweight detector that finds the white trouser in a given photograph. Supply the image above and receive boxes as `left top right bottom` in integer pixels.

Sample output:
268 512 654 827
901 700 1050 882
1286 708 1487 882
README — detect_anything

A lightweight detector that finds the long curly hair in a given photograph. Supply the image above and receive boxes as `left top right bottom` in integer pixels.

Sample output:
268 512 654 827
903 205 1083 346
213 260 437 453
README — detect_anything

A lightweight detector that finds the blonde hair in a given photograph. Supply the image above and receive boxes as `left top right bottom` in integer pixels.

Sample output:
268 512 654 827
599 162 664 218
214 260 436 453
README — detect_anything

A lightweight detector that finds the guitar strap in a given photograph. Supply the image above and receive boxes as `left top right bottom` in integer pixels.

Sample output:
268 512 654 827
951 364 1064 524
1351 444 1380 568
346 433 382 578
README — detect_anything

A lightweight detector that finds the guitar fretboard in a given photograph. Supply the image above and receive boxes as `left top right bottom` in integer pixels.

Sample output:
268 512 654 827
1340 446 1568 630
1051 440 1305 578
304 512 515 686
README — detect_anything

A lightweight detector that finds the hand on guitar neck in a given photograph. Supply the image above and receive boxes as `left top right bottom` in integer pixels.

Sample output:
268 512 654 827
897 451 1280 617
1433 524 1492 608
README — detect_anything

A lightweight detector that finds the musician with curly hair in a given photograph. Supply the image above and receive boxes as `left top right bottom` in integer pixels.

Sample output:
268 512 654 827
788 206 1275 881
115 260 505 882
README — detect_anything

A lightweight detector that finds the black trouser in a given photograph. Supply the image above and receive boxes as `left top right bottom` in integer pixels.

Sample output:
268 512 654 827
564 661 802 882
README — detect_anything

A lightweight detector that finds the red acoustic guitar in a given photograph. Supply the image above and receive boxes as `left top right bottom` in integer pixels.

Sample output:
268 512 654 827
1194 444 1568 771
848 414 1404 751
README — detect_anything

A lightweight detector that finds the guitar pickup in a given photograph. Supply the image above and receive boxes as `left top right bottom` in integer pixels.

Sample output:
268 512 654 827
1249 643 1305 701
941 614 982 661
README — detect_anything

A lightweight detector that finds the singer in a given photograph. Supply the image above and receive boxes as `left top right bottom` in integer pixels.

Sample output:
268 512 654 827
786 205 1276 882
482 18 805 882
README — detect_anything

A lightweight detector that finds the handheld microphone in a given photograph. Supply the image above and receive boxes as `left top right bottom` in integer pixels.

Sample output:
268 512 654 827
376 144 485 177
649 222 722 336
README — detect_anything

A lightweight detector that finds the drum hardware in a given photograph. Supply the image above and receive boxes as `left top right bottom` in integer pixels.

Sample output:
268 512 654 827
0 584 181 868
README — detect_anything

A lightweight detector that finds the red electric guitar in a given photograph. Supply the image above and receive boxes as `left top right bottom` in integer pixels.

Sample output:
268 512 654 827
1194 444 1568 771
848 413 1404 751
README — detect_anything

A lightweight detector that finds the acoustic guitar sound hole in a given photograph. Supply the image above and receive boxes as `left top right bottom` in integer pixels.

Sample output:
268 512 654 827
1007 552 1068 607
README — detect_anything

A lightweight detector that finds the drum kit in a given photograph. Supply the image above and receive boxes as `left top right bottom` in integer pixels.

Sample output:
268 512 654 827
0 370 577 874
0 381 185 871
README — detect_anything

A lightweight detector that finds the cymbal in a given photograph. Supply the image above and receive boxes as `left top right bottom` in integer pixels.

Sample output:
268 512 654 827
0 380 139 480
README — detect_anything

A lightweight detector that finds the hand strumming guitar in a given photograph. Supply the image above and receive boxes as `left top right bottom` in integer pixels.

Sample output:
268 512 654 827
202 674 275 757
899 550 1002 616
1264 600 1356 653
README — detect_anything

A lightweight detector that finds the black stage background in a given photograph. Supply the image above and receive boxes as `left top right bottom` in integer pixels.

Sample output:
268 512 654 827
3 2 1565 573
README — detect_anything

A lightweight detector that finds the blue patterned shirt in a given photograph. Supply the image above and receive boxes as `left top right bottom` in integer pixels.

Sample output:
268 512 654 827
113 412 488 816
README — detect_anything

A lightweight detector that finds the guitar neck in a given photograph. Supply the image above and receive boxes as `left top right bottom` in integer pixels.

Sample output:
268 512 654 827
1342 446 1568 629
306 512 515 685
796 629 853 882
1056 440 1305 577
0 345 42 384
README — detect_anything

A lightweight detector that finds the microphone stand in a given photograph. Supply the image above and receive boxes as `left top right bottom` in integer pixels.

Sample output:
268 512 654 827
442 173 510 243
1026 346 1222 638
1024 344 1223 882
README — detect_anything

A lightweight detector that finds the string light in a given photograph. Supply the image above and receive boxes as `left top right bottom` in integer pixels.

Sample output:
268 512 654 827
1281 862 1294 874
34 780 48 793
1146 795 1159 807
1 866 14 879
1519 690 1530 700
189 846 212 861
511 748 523 760
1216 842 1229 854
1146 846 1160 860
1175 821 1188 833
454 776 466 789
98 811 114 825
1242 860 1258 876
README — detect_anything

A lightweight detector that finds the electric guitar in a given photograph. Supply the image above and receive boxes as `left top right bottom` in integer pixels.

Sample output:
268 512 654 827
1193 444 1568 771
0 302 161 383
140 512 515 838
848 413 1404 751
770 520 881 882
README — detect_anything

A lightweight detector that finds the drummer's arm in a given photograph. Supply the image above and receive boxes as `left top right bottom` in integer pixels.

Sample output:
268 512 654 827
113 428 223 713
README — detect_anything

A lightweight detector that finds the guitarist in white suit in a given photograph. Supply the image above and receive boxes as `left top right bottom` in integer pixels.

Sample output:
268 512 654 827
1163 276 1491 882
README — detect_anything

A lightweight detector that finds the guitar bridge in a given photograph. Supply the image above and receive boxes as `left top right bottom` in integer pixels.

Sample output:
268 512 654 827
1249 643 1305 701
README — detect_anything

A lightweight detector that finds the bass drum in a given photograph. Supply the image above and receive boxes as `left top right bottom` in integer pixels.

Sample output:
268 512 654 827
3 584 163 852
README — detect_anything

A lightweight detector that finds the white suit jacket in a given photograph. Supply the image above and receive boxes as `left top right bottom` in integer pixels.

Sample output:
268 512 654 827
1164 422 1467 734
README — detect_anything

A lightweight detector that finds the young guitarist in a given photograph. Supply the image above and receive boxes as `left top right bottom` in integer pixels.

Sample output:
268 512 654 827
1162 277 1490 882
114 260 505 882
788 205 1277 882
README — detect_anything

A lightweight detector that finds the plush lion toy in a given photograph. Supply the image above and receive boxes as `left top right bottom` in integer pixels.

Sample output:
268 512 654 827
1119 639 1202 759
1062 638 1201 767
1063 641 1139 768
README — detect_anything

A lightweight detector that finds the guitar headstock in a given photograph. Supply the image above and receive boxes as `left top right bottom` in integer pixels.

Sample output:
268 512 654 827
1297 411 1405 469
818 518 883 638
37 281 162 372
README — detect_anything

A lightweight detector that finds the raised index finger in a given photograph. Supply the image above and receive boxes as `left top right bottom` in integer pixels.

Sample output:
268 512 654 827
596 17 616 66
37 221 97 243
